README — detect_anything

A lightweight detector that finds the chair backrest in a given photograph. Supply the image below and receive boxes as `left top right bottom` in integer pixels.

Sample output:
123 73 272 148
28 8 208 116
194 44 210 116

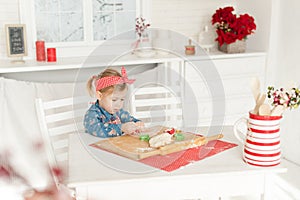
35 96 88 183
130 84 183 128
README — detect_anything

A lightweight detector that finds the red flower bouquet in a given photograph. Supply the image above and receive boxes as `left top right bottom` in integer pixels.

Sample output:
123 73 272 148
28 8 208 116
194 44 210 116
212 6 256 46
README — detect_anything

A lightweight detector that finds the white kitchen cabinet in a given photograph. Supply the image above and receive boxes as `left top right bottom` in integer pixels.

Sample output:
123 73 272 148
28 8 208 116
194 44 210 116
183 53 266 127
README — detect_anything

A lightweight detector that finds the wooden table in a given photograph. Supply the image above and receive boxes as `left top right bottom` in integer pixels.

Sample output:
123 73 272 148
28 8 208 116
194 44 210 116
67 126 286 200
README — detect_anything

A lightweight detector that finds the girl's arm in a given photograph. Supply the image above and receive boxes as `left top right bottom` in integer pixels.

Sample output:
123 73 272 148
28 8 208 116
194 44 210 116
119 109 140 123
83 111 122 138
119 110 144 132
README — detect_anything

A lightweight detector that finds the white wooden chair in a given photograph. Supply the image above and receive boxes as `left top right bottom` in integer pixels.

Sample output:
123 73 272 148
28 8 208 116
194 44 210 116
130 84 183 128
35 96 89 185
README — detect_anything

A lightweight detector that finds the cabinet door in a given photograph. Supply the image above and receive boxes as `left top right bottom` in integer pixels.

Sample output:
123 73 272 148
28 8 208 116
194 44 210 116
183 55 266 126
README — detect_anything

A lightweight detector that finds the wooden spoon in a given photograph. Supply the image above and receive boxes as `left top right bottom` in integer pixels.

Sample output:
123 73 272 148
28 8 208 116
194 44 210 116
258 103 271 116
271 105 285 116
251 77 261 103
253 94 266 115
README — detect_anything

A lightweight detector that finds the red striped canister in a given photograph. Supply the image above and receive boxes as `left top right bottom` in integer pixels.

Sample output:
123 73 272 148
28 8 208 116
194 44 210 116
234 112 282 167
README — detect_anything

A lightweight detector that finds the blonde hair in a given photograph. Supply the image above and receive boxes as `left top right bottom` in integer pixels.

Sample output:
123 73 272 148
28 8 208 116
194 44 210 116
87 68 127 97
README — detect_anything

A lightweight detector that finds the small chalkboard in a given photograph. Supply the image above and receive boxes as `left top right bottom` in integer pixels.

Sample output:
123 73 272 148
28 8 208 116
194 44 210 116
5 24 27 57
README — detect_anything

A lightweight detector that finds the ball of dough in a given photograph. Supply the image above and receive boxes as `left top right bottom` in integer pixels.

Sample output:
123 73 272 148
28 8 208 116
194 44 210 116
149 133 173 148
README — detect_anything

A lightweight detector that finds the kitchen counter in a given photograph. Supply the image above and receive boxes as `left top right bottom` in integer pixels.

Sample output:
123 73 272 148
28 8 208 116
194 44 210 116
0 49 265 74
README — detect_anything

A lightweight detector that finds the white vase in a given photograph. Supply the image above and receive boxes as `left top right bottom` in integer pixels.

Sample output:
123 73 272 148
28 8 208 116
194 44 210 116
138 31 152 50
135 31 156 58
198 25 215 52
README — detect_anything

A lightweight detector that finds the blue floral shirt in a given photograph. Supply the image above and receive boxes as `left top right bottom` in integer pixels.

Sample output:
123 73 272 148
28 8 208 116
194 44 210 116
83 100 140 138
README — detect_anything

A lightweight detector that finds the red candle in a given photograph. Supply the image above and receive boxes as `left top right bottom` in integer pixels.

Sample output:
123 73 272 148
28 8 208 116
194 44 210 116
35 41 46 61
47 48 56 62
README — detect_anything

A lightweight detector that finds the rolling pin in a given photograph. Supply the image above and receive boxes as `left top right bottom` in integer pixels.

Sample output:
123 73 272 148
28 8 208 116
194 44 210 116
158 134 223 156
138 134 223 160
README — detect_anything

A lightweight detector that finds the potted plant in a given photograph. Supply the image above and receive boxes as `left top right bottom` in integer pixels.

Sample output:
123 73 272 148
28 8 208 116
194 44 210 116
211 6 256 53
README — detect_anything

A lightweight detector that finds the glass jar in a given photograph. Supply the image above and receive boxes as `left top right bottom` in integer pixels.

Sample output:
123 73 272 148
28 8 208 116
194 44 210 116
139 31 152 49
198 25 215 52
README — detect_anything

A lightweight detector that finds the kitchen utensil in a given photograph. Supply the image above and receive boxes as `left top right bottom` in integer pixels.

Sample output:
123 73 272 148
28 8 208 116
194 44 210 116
258 103 271 116
159 134 223 156
271 105 285 116
251 77 261 103
253 93 266 115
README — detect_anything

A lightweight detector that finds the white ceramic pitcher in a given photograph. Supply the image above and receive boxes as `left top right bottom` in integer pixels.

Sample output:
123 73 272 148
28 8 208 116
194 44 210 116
233 112 282 167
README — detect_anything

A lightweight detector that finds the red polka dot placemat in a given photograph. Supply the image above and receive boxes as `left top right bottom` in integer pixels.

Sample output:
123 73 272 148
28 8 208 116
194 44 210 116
139 140 237 172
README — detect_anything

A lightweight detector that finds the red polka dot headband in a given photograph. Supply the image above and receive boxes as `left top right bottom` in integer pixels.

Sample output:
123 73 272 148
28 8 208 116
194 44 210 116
95 67 135 91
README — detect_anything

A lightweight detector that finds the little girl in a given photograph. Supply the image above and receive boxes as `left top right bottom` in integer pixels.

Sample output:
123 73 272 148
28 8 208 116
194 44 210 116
84 67 144 138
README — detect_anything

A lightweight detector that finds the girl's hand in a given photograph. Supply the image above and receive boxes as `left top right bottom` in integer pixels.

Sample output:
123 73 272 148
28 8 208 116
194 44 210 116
135 121 145 128
121 122 142 135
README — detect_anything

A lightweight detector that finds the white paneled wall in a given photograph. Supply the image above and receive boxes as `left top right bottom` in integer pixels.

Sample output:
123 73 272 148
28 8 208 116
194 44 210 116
0 0 20 58
151 0 237 41
0 0 239 59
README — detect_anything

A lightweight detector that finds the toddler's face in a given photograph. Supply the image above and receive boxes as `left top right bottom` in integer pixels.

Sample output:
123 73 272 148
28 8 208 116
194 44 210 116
99 89 127 114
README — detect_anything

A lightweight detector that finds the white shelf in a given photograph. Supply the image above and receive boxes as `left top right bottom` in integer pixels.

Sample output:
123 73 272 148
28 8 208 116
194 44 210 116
0 49 266 74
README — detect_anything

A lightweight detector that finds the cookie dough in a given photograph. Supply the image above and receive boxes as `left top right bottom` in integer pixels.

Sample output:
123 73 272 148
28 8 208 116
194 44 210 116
149 133 173 148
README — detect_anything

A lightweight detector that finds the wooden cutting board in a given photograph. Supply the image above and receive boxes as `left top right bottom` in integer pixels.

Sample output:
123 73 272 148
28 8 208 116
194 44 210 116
91 126 223 160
